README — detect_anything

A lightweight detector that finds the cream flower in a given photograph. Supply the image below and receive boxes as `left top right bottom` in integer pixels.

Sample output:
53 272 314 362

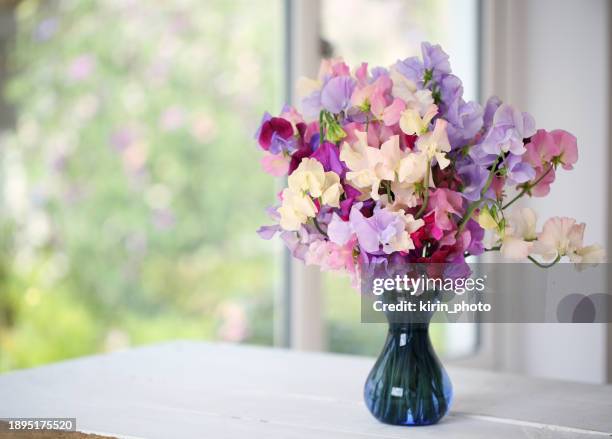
399 104 438 136
288 158 326 197
340 131 385 199
385 212 425 253
415 118 451 169
570 245 606 266
397 151 428 185
500 208 537 260
321 171 343 207
278 188 317 231
532 217 585 262
375 135 404 181
388 181 419 209
477 207 498 230
390 68 434 114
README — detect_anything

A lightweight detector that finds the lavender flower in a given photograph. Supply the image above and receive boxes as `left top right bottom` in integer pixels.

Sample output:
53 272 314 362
320 76 356 114
479 104 536 157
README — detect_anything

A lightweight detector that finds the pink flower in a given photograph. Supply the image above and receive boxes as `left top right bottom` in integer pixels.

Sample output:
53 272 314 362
261 152 290 176
550 129 578 170
524 129 560 165
523 130 559 196
522 129 578 196
532 217 585 262
381 98 406 126
305 239 356 273
427 188 463 232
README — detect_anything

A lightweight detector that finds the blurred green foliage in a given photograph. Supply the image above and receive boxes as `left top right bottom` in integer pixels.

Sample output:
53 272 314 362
0 0 283 371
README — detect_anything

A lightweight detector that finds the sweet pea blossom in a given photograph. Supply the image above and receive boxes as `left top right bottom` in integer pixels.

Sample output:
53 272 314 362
288 158 327 196
257 43 599 286
532 217 586 262
321 171 343 207
340 131 392 199
427 188 463 232
550 129 578 170
389 67 434 114
415 118 451 169
394 42 451 86
260 152 290 176
479 104 536 157
398 151 428 185
277 188 317 231
256 113 298 154
288 158 344 205
321 76 356 114
500 208 537 260
522 129 578 196
399 104 438 135
328 203 423 254
571 245 606 266
305 239 356 273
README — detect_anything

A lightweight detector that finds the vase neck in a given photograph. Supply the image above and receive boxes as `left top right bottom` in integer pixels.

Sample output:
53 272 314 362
388 321 430 334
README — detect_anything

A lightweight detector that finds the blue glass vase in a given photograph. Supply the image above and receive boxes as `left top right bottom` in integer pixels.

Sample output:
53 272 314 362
364 304 453 425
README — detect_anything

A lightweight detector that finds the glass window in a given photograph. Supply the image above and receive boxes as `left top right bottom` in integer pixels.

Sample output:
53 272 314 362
321 0 479 357
0 0 283 371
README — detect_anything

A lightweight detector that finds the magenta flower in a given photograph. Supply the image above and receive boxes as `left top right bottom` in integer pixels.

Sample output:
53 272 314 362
256 113 296 154
310 141 346 178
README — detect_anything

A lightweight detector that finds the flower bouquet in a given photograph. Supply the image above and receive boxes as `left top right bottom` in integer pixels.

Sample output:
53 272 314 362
255 42 604 425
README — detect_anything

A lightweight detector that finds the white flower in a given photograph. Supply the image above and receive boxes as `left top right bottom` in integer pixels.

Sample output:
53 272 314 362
278 188 317 231
570 245 606 268
399 104 438 136
390 67 434 114
415 119 451 170
532 217 585 262
500 208 537 260
398 151 428 185
340 131 397 200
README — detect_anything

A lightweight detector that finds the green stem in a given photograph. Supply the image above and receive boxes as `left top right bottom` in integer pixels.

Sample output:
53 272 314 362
385 181 393 203
528 254 561 268
456 156 501 235
502 165 553 210
312 217 327 237
414 161 431 219
319 110 325 143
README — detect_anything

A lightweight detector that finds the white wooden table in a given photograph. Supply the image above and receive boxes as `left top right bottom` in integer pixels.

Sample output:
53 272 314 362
1 341 611 438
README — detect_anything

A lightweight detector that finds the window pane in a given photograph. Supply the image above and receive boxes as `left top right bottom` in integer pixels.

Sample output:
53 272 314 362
321 0 479 357
0 0 283 371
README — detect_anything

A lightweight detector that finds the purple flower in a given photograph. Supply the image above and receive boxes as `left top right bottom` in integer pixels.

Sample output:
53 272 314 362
301 90 322 120
310 141 346 177
463 219 485 256
482 96 502 131
370 66 389 80
479 104 536 157
329 203 408 255
395 42 451 86
457 159 490 201
320 76 356 113
422 42 451 79
394 56 424 85
504 154 536 185
446 100 484 148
